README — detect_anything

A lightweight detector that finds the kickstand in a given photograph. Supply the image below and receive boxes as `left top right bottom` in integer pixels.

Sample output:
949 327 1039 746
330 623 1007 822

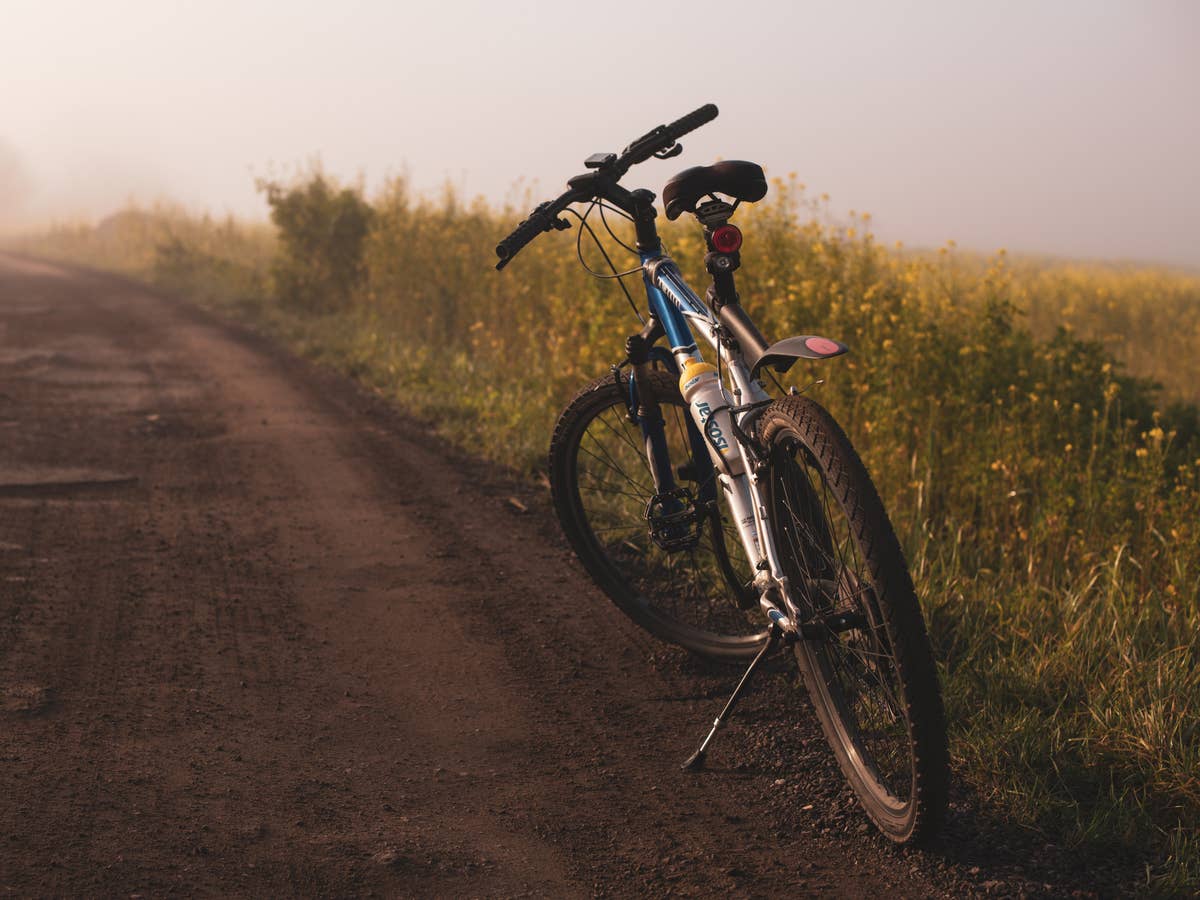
682 623 784 771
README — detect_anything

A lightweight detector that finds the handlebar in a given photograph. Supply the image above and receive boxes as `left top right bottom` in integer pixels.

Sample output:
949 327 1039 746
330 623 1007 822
494 200 569 269
668 103 720 139
495 103 719 270
621 103 718 166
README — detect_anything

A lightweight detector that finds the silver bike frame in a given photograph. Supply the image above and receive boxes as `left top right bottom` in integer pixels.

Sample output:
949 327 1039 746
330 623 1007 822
643 256 802 631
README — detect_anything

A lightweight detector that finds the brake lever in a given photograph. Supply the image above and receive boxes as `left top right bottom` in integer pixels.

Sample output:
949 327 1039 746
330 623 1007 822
552 217 571 231
654 143 683 160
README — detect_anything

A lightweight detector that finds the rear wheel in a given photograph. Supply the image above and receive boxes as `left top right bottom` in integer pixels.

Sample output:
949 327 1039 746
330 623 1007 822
759 396 949 844
550 369 766 661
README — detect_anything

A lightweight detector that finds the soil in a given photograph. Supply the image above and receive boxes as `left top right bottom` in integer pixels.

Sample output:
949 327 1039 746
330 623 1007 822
0 254 1121 897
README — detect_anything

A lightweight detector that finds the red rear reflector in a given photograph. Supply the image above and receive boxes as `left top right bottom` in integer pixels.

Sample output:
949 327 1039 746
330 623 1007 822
711 224 742 254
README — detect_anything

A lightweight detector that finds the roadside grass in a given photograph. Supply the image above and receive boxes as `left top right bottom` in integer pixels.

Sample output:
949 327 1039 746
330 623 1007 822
9 175 1200 890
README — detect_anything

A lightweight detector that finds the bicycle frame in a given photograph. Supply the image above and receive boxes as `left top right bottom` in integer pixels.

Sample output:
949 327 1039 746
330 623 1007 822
497 136 835 632
635 250 801 631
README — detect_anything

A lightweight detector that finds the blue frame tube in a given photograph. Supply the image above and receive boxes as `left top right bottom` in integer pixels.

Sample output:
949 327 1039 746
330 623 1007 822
641 252 701 358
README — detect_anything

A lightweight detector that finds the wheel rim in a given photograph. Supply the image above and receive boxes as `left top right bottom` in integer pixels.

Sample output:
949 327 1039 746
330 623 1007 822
770 436 914 810
568 387 764 643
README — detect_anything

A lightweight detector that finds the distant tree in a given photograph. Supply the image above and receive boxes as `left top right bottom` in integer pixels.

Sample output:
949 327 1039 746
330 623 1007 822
257 168 373 311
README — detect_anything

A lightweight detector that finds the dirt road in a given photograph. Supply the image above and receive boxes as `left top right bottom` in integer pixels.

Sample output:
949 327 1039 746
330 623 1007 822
0 255 1065 896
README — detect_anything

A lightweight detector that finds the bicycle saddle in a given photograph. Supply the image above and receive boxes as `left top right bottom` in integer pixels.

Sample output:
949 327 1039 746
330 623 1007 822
662 160 768 220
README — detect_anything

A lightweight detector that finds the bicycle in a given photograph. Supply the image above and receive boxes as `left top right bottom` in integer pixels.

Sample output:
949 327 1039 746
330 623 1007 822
495 104 949 844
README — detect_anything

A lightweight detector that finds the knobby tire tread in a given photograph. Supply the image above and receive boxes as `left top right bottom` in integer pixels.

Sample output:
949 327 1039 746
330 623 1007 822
760 395 949 845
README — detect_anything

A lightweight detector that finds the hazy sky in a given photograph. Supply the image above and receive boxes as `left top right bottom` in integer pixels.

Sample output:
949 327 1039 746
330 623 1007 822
2 0 1197 266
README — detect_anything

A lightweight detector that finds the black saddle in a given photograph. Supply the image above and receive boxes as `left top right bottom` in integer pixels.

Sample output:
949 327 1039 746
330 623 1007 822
662 160 768 221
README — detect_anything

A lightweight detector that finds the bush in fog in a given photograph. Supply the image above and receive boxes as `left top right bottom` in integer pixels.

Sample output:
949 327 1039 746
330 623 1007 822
258 169 372 312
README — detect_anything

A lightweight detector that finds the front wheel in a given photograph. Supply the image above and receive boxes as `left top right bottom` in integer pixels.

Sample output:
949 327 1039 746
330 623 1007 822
759 396 949 844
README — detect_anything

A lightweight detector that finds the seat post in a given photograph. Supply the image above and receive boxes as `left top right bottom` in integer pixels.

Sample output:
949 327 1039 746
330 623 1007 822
697 205 773 366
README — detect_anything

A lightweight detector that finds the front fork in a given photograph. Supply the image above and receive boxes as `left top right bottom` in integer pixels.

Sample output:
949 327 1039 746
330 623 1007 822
626 348 715 526
627 350 802 632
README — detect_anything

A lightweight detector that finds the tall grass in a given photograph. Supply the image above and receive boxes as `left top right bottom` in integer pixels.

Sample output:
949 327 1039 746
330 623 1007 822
10 174 1200 889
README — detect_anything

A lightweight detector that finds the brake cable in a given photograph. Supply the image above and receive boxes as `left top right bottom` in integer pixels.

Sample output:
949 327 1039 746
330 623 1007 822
564 203 645 323
598 201 638 255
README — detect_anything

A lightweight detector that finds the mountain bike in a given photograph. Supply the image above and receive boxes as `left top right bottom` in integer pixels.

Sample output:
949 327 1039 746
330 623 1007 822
495 104 949 844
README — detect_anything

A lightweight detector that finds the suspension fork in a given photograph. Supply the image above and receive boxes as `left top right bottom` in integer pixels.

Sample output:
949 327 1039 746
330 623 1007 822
628 359 715 507
624 326 717 523
624 324 677 498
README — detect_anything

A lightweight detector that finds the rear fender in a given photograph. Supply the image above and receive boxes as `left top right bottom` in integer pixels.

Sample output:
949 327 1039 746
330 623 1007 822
749 335 848 379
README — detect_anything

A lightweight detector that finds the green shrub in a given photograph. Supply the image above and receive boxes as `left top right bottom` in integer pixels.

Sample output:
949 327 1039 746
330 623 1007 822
258 169 373 312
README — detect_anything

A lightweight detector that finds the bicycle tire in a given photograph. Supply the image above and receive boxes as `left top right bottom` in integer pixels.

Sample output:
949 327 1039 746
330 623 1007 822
550 369 767 661
758 395 949 844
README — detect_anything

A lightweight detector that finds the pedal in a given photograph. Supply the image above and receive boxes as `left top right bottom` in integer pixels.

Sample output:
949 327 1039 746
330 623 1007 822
645 488 701 552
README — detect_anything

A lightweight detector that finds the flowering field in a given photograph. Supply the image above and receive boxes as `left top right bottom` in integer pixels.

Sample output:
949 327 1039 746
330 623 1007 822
13 174 1200 888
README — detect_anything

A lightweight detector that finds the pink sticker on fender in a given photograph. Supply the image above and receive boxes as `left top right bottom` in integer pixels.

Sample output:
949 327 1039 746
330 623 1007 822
805 337 842 356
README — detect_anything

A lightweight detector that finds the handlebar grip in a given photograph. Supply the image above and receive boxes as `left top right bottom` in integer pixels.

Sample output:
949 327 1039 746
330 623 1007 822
666 103 718 140
495 203 553 270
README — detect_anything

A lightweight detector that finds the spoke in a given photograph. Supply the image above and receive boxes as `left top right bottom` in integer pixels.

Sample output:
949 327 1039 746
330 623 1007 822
821 627 907 720
584 423 646 484
824 639 905 716
579 436 653 497
578 432 634 482
604 403 684 490
669 402 692 455
578 479 650 503
830 637 900 666
592 523 648 535
778 482 826 586
595 406 650 463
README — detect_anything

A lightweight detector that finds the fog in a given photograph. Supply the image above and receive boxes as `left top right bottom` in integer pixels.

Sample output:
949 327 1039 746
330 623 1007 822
2 0 1197 266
